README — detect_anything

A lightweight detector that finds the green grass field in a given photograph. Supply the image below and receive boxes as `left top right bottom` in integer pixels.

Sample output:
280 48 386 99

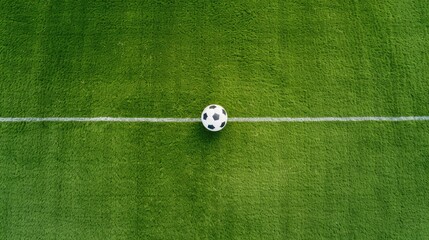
1 0 429 239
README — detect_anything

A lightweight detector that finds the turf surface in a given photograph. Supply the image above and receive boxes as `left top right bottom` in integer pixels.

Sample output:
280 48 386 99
1 0 429 239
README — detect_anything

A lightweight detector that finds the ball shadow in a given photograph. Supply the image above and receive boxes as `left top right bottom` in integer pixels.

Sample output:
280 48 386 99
194 123 223 144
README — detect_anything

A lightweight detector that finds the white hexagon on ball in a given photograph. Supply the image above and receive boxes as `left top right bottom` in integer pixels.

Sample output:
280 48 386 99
201 104 228 132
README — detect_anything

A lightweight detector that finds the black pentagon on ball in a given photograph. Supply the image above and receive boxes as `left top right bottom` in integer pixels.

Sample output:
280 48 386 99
208 125 215 130
203 113 208 120
213 113 220 120
222 109 226 115
220 122 226 128
209 105 217 109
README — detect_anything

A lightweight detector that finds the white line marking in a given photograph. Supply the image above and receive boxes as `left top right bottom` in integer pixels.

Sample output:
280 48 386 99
0 116 429 123
0 117 201 122
229 116 429 122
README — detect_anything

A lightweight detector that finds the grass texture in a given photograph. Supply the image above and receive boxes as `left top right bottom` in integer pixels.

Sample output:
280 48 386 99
1 0 429 239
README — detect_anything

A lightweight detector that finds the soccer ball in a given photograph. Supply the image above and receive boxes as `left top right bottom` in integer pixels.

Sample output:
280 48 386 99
201 104 228 132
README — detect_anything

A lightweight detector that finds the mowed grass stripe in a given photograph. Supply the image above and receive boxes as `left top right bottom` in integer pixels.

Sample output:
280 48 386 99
0 116 429 122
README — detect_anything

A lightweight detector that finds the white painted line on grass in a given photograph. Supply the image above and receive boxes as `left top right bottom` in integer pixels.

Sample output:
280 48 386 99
0 117 201 122
229 116 429 122
0 116 429 123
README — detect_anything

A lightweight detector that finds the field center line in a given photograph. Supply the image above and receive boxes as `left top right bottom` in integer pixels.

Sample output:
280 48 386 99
0 117 201 122
0 116 429 123
229 116 429 122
